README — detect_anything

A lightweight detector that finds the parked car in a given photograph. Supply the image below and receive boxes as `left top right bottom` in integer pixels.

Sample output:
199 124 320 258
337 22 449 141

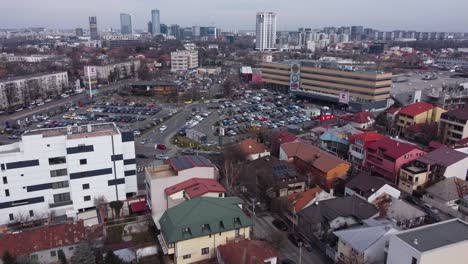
156 154 169 160
181 149 195 155
272 219 288 231
160 125 167 132
287 233 304 247
156 144 167 150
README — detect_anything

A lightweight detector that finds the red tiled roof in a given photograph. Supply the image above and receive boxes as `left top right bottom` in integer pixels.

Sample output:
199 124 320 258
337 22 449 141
239 139 269 155
0 221 86 257
349 132 385 145
164 178 226 197
429 141 446 150
287 187 323 212
217 239 278 264
341 111 374 124
366 137 425 159
455 137 468 147
399 102 434 117
271 131 298 144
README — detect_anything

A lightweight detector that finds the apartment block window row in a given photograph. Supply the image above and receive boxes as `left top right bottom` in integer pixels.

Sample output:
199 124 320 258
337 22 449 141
48 157 66 165
50 168 68 177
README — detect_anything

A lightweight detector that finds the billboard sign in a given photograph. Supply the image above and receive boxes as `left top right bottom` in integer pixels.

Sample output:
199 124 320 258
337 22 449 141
290 62 301 91
339 92 349 104
84 66 97 78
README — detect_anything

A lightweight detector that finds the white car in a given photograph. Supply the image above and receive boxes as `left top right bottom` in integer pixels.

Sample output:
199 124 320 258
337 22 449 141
160 125 167 132
61 94 69 98
45 99 53 103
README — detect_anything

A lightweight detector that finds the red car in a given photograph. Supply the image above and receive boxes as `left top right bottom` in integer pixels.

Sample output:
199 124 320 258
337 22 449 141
156 144 167 150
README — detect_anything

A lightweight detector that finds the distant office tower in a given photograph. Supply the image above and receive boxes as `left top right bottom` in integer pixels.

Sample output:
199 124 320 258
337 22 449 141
120 13 133 35
75 28 84 37
351 26 363 41
192 26 200 37
89 16 99 40
170 24 180 39
206 26 217 38
255 12 276 51
148 21 153 34
160 24 168 35
151 9 161 35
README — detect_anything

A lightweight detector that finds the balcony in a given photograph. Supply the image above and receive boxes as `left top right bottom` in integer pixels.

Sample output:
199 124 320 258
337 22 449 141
226 234 245 244
49 200 73 208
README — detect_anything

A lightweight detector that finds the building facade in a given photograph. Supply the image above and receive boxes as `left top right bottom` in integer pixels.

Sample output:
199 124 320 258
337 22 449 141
170 50 199 72
89 16 99 40
0 123 137 225
255 12 276 51
87 60 141 83
0 72 69 109
151 9 161 35
439 107 468 145
120 13 133 35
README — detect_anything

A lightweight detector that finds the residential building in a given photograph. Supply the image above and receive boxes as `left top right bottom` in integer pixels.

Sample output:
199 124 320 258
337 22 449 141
217 239 278 264
170 50 199 72
151 9 161 35
340 111 375 129
334 224 398 264
260 61 392 112
319 124 363 159
426 84 468 111
386 219 468 264
158 197 253 264
439 107 468 145
270 131 298 157
297 195 378 241
396 102 446 133
280 141 350 191
372 194 426 229
238 138 270 160
120 13 133 35
345 173 400 203
348 131 385 167
0 123 137 225
89 16 99 40
0 220 93 264
5 54 63 63
101 35 145 48
284 187 334 225
422 178 467 216
145 155 219 223
399 146 468 194
87 60 140 83
164 178 226 209
255 12 276 51
364 137 426 184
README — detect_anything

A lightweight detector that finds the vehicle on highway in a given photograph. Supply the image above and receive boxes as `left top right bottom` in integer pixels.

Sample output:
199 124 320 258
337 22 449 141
160 125 167 132
272 219 288 231
156 144 167 150
156 154 169 160
287 233 304 247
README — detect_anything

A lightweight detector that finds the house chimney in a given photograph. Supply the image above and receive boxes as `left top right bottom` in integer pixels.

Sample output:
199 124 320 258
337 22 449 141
413 239 418 245
87 124 92 133
329 189 334 196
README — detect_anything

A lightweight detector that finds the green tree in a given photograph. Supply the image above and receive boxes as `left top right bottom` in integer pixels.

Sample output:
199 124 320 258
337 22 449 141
70 241 96 264
2 251 17 264
109 201 124 218
58 249 67 264
104 250 123 264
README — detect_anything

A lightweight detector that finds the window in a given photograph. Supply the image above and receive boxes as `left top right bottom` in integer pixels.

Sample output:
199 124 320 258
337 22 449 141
235 228 240 237
2 177 7 184
0 164 4 171
50 168 68 177
84 195 91 201
52 181 69 189
83 183 90 190
9 214 13 221
53 192 71 203
30 255 38 261
80 159 87 165
412 257 418 264
69 247 74 251
50 250 56 257
167 243 174 249
183 254 191 259
218 193 223 197
5 189 9 197
48 157 66 165
29 210 34 217
201 247 209 255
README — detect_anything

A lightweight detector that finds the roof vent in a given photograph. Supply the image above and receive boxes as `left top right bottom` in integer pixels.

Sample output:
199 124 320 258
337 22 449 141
413 238 418 245
66 125 72 135
87 124 92 133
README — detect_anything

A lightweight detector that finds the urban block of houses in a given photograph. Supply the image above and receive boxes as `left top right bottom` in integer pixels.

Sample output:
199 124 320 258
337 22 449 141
372 193 426 229
217 239 278 264
348 131 386 167
158 197 253 264
364 137 427 184
399 146 468 194
396 102 446 133
422 177 467 216
319 124 363 159
386 219 468 264
340 111 375 129
345 173 401 203
439 107 468 145
280 141 350 191
164 178 226 209
145 155 219 224
238 138 270 160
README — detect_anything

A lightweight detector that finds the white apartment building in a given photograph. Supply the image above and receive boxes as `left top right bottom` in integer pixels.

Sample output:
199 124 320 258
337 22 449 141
255 12 276 51
0 123 137 225
386 219 468 264
0 72 69 109
2 54 58 63
87 60 141 83
170 50 199 72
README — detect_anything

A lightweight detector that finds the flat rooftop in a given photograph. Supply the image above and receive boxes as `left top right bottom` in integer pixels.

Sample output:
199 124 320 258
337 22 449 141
23 123 119 139
402 165 428 174
396 219 468 252
146 164 177 180
391 72 464 95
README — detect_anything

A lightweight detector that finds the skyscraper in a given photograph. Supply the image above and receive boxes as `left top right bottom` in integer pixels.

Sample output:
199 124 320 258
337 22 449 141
160 24 168 35
148 21 153 34
151 9 161 35
120 13 133 35
89 16 99 40
255 12 276 51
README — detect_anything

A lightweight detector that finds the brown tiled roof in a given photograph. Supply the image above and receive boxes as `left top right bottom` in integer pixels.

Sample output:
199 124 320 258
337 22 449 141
287 187 323 212
281 141 349 173
239 138 269 155
217 239 278 264
418 146 468 167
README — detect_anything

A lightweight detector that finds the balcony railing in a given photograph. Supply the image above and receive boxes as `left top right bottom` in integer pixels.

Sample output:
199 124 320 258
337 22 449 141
49 200 73 208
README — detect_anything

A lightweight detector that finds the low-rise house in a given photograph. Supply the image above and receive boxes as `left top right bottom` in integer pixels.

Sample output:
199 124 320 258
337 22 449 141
348 132 386 167
297 195 378 241
238 138 270 160
396 102 446 133
439 107 468 145
365 137 427 184
319 124 363 159
372 194 426 229
284 187 335 225
271 131 298 157
386 107 400 121
158 197 253 264
386 219 468 264
340 111 375 129
217 239 278 264
345 173 401 203
0 220 89 264
422 178 467 215
280 141 350 191
164 178 226 209
145 155 219 224
334 224 397 264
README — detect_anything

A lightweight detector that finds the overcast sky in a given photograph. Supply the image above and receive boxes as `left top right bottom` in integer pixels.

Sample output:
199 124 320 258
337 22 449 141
1 0 467 32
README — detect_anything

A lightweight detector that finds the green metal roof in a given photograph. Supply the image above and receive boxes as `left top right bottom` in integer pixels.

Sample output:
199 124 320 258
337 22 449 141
159 197 253 243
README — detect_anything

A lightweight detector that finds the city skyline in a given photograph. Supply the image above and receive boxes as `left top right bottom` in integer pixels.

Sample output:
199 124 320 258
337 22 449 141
1 0 468 32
